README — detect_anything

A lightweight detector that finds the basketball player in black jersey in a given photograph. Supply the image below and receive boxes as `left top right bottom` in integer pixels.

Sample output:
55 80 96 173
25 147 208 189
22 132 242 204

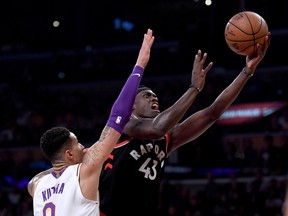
99 33 271 216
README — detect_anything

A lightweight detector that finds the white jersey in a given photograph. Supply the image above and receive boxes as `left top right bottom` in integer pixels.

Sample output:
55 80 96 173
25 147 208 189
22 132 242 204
33 164 99 216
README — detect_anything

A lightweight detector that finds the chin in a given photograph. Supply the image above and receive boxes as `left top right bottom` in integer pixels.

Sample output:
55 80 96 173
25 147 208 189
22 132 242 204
151 110 160 117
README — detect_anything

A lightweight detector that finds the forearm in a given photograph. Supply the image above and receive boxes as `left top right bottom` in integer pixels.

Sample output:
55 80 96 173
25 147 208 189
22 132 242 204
106 29 155 133
85 66 144 167
151 49 212 134
107 66 144 133
210 68 252 118
213 31 271 115
152 86 199 133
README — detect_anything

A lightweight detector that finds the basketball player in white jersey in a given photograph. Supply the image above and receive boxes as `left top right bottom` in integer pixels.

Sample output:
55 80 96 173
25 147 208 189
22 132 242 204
27 29 155 216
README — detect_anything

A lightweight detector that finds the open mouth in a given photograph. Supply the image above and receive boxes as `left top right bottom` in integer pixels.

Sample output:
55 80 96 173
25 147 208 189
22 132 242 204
151 102 159 112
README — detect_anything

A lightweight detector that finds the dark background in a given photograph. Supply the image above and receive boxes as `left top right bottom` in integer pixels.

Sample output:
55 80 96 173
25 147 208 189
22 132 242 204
0 0 287 83
1 1 288 215
0 0 288 177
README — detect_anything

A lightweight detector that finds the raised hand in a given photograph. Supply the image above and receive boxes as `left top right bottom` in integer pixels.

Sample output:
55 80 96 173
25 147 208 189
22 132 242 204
190 49 213 92
135 29 155 69
245 32 271 74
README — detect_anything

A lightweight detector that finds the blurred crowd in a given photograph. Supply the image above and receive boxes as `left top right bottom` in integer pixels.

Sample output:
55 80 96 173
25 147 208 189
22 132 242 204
158 172 286 216
0 66 288 215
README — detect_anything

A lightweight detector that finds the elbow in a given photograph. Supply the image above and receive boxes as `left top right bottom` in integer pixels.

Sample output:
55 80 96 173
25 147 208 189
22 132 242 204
208 104 226 121
211 114 221 121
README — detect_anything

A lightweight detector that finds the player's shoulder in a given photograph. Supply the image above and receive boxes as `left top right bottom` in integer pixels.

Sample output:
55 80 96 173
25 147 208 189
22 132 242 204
27 170 50 197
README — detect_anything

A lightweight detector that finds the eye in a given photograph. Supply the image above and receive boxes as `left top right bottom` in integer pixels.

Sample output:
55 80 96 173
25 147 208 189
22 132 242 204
146 92 153 97
143 93 151 98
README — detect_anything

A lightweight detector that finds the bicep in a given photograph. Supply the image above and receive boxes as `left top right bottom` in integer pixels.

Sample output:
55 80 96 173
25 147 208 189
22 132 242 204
168 108 217 152
82 127 120 174
79 128 121 200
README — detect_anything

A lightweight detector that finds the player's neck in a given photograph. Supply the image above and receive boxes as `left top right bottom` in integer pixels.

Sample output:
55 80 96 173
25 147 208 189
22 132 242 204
52 162 69 173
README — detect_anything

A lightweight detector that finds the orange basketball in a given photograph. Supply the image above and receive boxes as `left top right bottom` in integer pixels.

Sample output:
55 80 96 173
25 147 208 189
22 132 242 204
224 11 269 56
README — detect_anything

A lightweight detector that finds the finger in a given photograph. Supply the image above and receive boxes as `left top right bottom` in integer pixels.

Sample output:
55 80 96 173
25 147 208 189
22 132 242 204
149 36 155 47
194 50 202 63
200 53 208 65
256 44 264 57
203 62 213 74
147 29 152 36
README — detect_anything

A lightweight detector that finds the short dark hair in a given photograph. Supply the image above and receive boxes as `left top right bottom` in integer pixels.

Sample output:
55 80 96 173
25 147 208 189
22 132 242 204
40 126 71 162
137 85 151 94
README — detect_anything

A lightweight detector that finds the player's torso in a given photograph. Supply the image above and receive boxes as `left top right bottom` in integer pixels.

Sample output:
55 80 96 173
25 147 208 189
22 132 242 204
100 135 169 215
33 164 99 216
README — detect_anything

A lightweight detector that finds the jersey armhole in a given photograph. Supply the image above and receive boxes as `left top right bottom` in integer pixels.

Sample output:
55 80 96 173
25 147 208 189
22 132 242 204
76 163 82 178
164 133 170 153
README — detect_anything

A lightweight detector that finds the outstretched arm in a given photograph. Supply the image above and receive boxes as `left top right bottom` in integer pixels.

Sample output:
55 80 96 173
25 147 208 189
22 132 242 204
168 33 271 153
124 50 213 139
80 29 154 200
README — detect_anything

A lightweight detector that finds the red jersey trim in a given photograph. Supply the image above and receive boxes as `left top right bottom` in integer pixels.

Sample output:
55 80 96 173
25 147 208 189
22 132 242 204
115 135 170 151
164 133 170 153
114 138 133 148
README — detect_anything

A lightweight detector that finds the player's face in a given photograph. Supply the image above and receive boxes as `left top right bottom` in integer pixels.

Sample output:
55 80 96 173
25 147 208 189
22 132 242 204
69 133 85 164
133 89 160 118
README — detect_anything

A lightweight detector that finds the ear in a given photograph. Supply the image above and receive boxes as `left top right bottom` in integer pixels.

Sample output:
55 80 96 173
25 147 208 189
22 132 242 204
65 149 73 160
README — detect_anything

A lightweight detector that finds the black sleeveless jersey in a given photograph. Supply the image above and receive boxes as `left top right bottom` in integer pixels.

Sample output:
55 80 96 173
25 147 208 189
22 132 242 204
99 134 169 216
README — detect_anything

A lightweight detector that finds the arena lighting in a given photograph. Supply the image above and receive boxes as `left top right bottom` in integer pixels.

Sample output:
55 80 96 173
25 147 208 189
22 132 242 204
53 20 60 28
205 0 212 6
217 101 288 125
